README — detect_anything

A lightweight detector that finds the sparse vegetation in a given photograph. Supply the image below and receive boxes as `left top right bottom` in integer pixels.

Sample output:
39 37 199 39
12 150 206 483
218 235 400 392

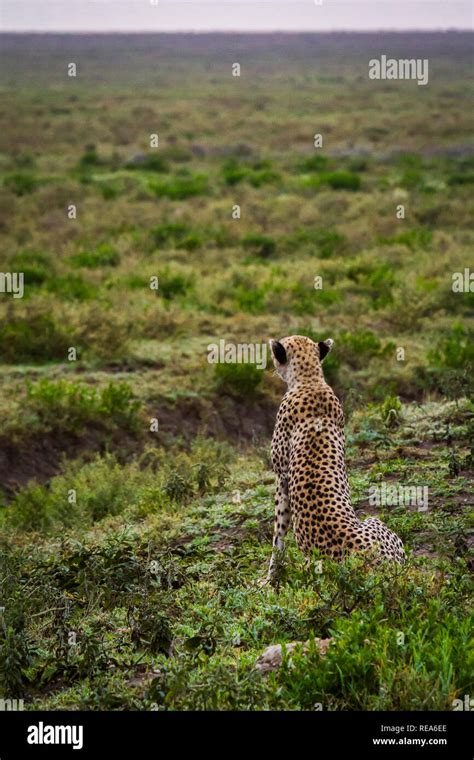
0 32 472 712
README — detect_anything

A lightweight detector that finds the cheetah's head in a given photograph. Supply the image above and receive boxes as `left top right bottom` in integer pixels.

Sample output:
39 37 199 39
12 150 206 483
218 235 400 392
269 335 333 386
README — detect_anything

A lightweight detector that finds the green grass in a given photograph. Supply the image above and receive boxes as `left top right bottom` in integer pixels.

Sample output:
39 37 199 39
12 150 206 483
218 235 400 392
0 397 472 710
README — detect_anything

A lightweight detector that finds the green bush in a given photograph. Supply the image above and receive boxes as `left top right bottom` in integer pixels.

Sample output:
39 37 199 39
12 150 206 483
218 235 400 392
158 270 193 300
379 395 403 428
320 171 361 191
298 154 329 172
233 284 268 314
74 307 131 361
24 378 141 434
221 158 249 186
163 469 194 504
248 160 281 187
152 222 189 246
0 308 71 363
4 172 37 195
0 624 34 696
45 274 98 300
400 168 424 189
241 233 276 259
213 362 263 397
313 229 346 258
361 264 396 308
222 158 280 187
151 223 202 250
10 251 53 286
70 243 121 268
275 605 471 710
78 145 102 167
98 182 119 200
337 329 383 369
448 171 474 185
428 324 474 370
5 455 147 533
150 172 209 199
379 228 433 250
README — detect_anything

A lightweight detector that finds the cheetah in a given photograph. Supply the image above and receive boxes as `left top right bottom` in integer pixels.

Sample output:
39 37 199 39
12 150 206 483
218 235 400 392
265 335 406 582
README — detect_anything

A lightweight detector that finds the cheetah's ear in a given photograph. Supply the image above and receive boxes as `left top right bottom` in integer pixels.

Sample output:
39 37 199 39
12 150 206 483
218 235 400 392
318 338 334 362
269 339 287 365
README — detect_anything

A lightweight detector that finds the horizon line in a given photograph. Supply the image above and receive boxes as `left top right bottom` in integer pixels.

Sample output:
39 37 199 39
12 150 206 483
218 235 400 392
1 27 472 34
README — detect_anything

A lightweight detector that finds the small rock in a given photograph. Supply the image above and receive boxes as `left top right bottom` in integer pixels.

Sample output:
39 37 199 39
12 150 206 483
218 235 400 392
191 143 207 158
128 152 147 165
255 638 332 675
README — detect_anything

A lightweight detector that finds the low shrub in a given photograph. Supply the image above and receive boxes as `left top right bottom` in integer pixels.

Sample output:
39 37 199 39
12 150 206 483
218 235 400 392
241 233 277 259
337 329 385 369
0 307 71 363
23 378 141 434
298 154 330 172
428 324 474 371
150 172 209 200
221 159 280 187
320 171 361 191
5 455 146 533
158 270 193 300
379 228 433 250
70 243 121 268
78 144 102 168
45 274 98 301
10 251 53 286
213 362 263 398
151 222 188 246
4 172 37 195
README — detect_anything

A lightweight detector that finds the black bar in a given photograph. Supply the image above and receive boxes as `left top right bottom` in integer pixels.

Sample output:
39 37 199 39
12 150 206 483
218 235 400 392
0 711 472 758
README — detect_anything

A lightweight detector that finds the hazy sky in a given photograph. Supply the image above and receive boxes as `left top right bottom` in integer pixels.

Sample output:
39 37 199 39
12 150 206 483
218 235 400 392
1 0 472 32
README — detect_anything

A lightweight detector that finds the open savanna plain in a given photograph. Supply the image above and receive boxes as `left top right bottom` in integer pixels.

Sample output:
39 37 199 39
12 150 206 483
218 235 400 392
0 32 472 710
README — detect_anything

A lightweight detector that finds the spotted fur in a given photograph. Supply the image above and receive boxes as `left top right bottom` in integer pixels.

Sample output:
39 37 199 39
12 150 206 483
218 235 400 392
266 335 406 581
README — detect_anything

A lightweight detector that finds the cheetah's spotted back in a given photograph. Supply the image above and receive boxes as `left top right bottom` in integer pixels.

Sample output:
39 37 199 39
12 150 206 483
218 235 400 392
265 335 406 581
